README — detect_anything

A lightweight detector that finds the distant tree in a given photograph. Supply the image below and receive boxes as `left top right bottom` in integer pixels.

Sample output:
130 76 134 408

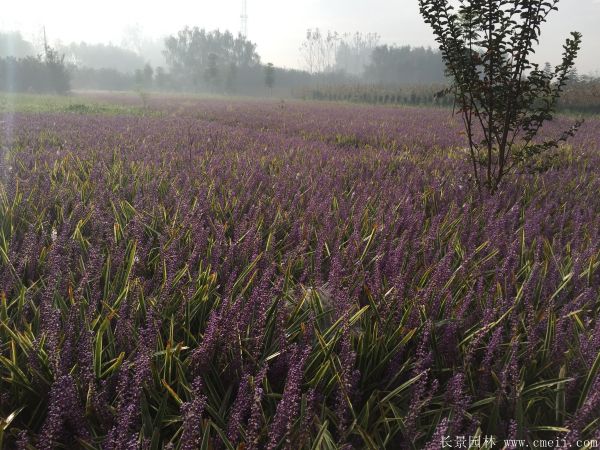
155 66 168 89
69 66 136 91
335 32 380 75
0 44 69 94
301 30 382 76
265 62 275 94
300 29 317 74
143 63 154 87
419 0 583 193
567 67 580 85
300 29 342 74
363 45 445 84
61 42 145 73
43 33 70 94
225 62 237 93
320 31 340 73
134 68 144 86
0 32 35 58
204 52 219 91
163 28 259 89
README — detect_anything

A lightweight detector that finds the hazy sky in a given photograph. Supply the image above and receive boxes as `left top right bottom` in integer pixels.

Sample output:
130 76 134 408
1 0 599 74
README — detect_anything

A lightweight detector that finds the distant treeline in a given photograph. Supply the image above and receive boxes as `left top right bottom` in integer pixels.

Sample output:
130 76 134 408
558 76 600 114
0 59 145 93
0 51 69 95
0 29 448 95
63 42 147 73
296 83 453 107
0 54 316 96
364 45 446 84
298 29 447 83
300 76 600 114
1 28 599 114
0 32 34 59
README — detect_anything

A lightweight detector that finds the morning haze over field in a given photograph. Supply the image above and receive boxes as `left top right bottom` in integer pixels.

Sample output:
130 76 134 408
1 1 600 449
1 0 600 73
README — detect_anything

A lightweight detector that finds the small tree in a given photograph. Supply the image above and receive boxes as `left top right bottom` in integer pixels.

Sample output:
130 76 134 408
143 63 154 88
226 62 237 93
264 62 275 95
134 68 144 86
155 66 168 90
418 0 583 193
204 52 219 91
43 30 70 95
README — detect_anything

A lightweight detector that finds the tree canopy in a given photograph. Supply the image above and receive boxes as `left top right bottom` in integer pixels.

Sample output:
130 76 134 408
163 28 260 88
364 45 446 84
419 0 583 193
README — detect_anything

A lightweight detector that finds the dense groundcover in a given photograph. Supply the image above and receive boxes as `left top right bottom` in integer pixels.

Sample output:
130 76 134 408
1 98 599 449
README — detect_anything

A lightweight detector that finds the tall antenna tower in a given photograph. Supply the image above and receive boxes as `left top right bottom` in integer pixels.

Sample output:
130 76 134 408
240 0 248 38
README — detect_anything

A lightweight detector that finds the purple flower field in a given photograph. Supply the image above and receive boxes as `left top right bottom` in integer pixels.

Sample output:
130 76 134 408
0 96 599 448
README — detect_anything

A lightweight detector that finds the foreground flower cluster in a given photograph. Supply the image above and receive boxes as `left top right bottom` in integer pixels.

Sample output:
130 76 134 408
0 97 599 448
